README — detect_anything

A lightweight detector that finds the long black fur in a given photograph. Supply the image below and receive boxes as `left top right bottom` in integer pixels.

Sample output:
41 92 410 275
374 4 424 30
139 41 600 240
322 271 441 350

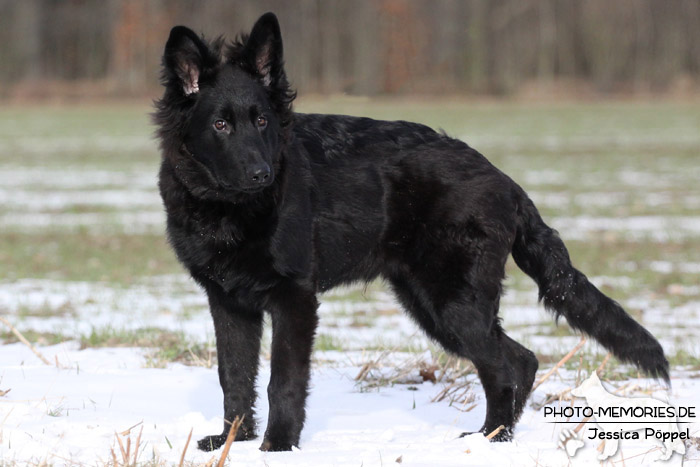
153 12 669 452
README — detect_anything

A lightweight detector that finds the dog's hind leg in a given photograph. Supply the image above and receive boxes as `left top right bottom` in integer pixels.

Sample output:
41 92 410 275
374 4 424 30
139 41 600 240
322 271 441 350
389 268 537 441
197 282 264 452
261 284 319 451
500 333 539 427
450 320 538 440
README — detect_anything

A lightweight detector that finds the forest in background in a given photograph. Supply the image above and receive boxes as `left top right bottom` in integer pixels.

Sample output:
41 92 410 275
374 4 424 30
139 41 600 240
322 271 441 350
1 0 700 99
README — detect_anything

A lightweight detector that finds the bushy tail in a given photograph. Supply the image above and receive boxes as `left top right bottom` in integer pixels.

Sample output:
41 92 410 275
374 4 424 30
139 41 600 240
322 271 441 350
511 190 669 383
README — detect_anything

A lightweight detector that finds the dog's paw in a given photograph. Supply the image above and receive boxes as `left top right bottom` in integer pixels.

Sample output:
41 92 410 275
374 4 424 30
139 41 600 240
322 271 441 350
460 426 513 442
260 438 294 452
485 429 513 442
558 428 584 457
197 434 227 452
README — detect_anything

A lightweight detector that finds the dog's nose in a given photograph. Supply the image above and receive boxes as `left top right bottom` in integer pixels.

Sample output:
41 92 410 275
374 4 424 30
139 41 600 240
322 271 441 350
249 163 271 184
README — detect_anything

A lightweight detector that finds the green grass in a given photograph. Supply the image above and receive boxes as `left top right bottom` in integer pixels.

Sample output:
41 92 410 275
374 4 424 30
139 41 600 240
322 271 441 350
0 105 158 168
79 326 214 368
0 230 181 285
0 329 68 346
314 334 345 352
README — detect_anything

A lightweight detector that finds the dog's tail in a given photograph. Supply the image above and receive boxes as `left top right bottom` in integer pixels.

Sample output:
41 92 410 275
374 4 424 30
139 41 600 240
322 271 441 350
511 188 669 383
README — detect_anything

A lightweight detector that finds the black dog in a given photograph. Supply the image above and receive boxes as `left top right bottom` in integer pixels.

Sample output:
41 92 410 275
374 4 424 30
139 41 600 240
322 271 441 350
153 12 669 452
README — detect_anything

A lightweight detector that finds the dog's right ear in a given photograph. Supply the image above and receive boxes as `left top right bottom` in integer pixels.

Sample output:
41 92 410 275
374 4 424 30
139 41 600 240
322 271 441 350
243 13 285 88
163 26 211 96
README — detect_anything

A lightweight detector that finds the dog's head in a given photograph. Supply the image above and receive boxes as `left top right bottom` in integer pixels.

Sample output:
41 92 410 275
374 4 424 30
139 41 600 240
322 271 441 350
155 13 294 200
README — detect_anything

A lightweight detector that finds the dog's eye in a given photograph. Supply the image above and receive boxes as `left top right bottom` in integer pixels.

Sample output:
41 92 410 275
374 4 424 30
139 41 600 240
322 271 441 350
213 120 228 131
257 116 267 129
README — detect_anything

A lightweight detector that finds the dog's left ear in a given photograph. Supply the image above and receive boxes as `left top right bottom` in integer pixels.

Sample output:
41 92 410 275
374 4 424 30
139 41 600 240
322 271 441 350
163 26 214 96
243 12 285 87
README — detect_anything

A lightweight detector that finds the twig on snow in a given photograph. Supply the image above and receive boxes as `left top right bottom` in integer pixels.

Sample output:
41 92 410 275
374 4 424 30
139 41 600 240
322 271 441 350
119 420 144 437
179 428 193 467
532 337 587 392
0 316 52 366
218 415 244 467
485 425 505 440
596 352 612 376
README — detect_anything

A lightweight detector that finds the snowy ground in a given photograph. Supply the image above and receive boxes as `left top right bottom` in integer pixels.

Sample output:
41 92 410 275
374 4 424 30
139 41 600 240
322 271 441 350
1 342 699 466
1 101 699 465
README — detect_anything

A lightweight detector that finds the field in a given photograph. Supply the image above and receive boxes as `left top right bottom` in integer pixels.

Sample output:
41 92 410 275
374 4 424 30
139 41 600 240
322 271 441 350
1 99 699 465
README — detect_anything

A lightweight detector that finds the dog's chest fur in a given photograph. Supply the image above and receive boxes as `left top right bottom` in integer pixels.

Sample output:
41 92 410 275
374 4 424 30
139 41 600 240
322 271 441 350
159 161 285 294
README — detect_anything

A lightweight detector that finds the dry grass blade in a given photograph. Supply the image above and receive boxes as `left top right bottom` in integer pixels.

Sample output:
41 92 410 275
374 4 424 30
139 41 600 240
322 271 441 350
355 350 390 382
485 425 505 440
431 366 473 405
532 337 586 391
119 420 143 437
187 347 214 368
597 352 612 375
218 415 244 467
432 380 474 407
1 407 14 427
133 425 143 466
573 416 592 434
0 315 52 366
115 431 128 463
110 425 145 466
178 428 193 467
531 387 573 411
355 360 376 382
462 402 478 413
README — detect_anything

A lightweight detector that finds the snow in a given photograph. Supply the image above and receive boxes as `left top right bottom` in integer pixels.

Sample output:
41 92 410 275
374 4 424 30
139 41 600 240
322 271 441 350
1 274 696 465
0 276 697 465
1 341 698 466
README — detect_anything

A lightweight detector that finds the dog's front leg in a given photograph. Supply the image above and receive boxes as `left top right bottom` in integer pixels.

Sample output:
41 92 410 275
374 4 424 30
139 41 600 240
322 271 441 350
261 285 319 451
197 281 263 452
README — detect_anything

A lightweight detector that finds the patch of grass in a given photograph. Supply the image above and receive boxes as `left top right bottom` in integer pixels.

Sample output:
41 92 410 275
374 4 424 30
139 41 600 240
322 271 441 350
46 403 66 417
533 341 649 382
14 302 78 319
668 349 700 370
147 339 215 369
80 326 159 349
314 334 345 352
0 329 68 346
79 326 214 368
536 323 576 338
0 105 158 169
43 204 150 215
0 230 182 285
354 348 475 400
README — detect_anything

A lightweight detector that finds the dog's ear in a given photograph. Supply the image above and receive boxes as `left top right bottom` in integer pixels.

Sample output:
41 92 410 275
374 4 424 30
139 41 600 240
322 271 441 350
243 12 285 87
163 26 211 96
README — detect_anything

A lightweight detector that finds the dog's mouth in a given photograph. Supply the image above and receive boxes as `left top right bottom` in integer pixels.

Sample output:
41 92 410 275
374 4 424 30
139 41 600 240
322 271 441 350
219 182 270 194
